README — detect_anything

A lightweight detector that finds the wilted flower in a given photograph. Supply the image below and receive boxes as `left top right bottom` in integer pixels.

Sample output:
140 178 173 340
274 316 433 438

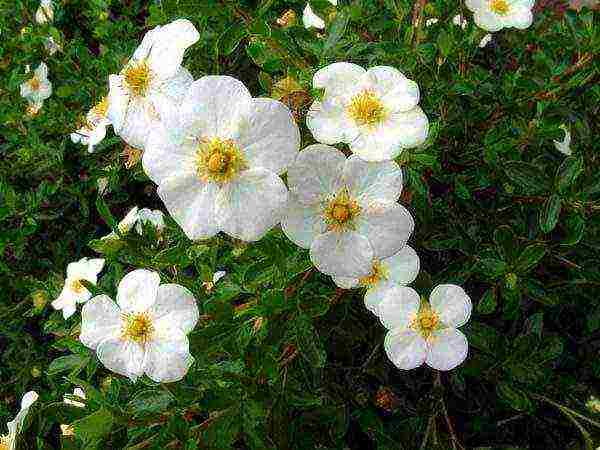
307 62 428 162
51 257 105 319
303 3 325 29
143 75 300 242
71 96 111 153
466 0 534 32
379 284 472 371
282 145 414 278
107 19 199 149
60 424 75 437
479 33 493 47
553 124 572 156
63 388 85 408
277 9 297 27
20 62 52 114
79 269 199 382
452 14 468 29
333 245 420 314
35 0 53 24
0 391 38 450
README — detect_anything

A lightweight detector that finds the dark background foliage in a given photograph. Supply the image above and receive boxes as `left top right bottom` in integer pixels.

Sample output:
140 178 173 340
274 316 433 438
1 0 599 448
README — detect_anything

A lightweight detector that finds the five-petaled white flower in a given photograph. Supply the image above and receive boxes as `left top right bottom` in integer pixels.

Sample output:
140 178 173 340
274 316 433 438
333 245 420 314
379 284 472 371
553 124 572 156
307 62 429 162
107 19 199 150
1 391 38 450
466 0 534 32
282 144 414 278
20 63 52 114
63 388 86 408
51 257 105 319
143 75 300 242
303 3 325 29
79 269 199 382
35 0 53 24
71 96 111 153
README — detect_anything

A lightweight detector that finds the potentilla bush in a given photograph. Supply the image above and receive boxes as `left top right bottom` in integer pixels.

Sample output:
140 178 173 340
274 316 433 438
1 0 599 449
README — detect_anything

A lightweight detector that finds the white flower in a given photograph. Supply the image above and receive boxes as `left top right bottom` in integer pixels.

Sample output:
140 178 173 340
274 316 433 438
307 62 429 162
35 0 53 24
44 36 61 55
479 33 493 47
63 388 86 408
452 14 468 29
71 97 111 153
333 245 420 314
553 124 572 156
425 18 439 26
20 62 52 114
466 0 534 32
282 145 414 278
143 75 300 242
51 257 105 319
379 284 472 371
1 391 38 450
303 3 325 29
79 269 199 382
107 19 199 150
135 208 165 234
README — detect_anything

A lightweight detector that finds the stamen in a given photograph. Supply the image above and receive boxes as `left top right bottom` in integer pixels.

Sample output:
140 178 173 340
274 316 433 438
122 60 152 96
490 0 510 14
195 137 247 183
410 302 440 339
69 279 86 294
347 90 387 127
122 312 154 343
323 188 361 231
359 260 389 287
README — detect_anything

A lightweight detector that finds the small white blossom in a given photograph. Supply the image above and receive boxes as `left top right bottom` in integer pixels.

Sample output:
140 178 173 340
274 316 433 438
553 124 572 156
282 145 414 278
63 388 86 408
143 75 300 242
303 3 325 29
379 284 472 371
35 0 53 24
307 62 429 162
51 257 105 319
453 14 468 29
479 33 493 47
425 18 439 26
44 36 61 55
466 0 534 32
20 62 52 114
71 97 111 153
0 391 38 450
79 269 199 382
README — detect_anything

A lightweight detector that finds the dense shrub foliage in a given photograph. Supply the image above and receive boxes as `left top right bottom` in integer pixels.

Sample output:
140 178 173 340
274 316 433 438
1 0 600 448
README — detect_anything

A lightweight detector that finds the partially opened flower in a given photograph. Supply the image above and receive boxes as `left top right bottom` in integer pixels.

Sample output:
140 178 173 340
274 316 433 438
303 3 325 29
466 0 534 32
20 63 52 114
553 124 572 156
51 257 105 319
35 0 53 24
63 388 85 408
379 284 472 371
80 269 199 382
107 19 199 149
282 145 414 278
333 245 420 314
143 75 300 242
307 62 429 162
71 96 111 153
1 391 38 450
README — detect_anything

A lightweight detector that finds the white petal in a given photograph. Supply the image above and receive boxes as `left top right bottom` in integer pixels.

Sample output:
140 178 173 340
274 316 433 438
117 96 159 150
66 257 104 282
213 271 227 283
429 284 472 328
506 7 533 29
384 329 427 370
118 206 139 233
147 19 200 79
6 391 38 437
216 168 288 242
343 155 403 204
356 202 414 259
143 328 193 383
377 285 420 330
465 0 486 10
473 11 504 32
79 295 122 350
553 125 572 156
365 66 420 113
479 33 493 48
310 230 373 278
34 62 48 81
107 74 130 133
385 245 420 285
287 144 346 204
116 269 161 313
237 98 300 174
158 175 220 240
96 337 145 382
306 99 354 145
132 25 160 62
332 275 359 289
426 328 469 371
149 284 199 334
20 391 39 410
302 3 325 29
136 208 165 234
143 127 197 184
312 62 366 97
281 196 326 249
364 280 395 314
51 287 79 319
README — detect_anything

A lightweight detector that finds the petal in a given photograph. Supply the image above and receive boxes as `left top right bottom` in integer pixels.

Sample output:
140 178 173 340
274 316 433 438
132 25 160 61
385 245 420 286
426 328 469 371
157 175 220 240
216 168 288 242
364 280 395 314
20 391 39 410
377 285 420 330
52 286 78 318
286 144 346 204
107 75 130 133
384 329 427 370
506 7 533 29
473 11 504 32
143 328 193 382
356 202 414 259
281 196 326 249
365 66 420 113
96 337 145 382
429 284 472 328
34 62 48 81
465 0 486 10
310 230 373 278
306 99 355 145
143 127 197 184
6 391 38 437
302 3 325 29
117 269 161 313
343 155 403 204
117 96 160 150
147 19 200 79
180 76 252 140
237 98 300 174
332 275 359 289
312 62 366 97
79 295 121 350
149 284 199 334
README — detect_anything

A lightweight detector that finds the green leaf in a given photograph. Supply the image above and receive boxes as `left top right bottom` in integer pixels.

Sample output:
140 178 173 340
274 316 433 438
561 213 585 246
436 29 453 57
540 194 562 233
128 389 175 417
218 24 248 55
556 156 583 193
47 354 90 377
323 10 350 55
504 161 551 194
497 382 532 412
477 288 497 314
514 243 546 273
494 225 517 262
72 408 114 444
478 258 507 279
95 195 116 229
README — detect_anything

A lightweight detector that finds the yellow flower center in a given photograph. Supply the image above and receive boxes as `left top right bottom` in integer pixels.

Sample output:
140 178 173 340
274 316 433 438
69 279 86 294
490 0 510 14
122 312 154 343
195 137 248 183
323 188 361 231
91 96 109 118
411 302 440 339
359 260 389 287
347 90 387 127
29 76 41 91
122 60 152 96
0 435 11 450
